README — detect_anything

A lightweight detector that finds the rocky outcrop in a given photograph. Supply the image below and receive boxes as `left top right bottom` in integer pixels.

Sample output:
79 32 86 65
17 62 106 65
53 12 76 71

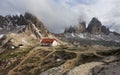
1 15 26 28
24 13 48 37
0 16 8 28
68 62 103 75
87 17 102 34
101 26 110 35
17 15 27 25
0 15 26 34
64 21 86 34
87 17 110 35
91 61 120 75
24 21 42 39
75 21 86 33
64 26 76 33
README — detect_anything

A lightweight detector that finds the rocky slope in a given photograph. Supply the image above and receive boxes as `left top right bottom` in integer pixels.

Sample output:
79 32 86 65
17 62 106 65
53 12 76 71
0 12 50 50
0 12 48 37
39 48 120 75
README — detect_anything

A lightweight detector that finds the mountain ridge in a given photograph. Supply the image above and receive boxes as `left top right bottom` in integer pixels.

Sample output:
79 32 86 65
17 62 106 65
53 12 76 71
0 12 49 38
64 17 111 35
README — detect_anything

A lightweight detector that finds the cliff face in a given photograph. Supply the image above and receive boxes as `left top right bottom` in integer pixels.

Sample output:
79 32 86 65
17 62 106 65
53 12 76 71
75 21 86 33
101 26 110 35
64 21 86 34
24 13 48 34
87 17 102 34
87 17 110 35
23 13 48 39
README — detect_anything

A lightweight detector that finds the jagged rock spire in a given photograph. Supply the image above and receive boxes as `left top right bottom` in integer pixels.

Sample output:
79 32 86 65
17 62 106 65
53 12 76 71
87 17 102 34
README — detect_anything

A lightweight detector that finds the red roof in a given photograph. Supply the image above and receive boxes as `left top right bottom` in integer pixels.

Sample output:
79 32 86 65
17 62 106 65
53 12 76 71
41 38 56 43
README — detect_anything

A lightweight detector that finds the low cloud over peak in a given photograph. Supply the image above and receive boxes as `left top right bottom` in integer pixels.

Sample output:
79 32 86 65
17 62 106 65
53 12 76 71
0 0 120 33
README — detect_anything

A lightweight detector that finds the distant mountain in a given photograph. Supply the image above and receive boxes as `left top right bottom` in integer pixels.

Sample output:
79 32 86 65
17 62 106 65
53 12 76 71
64 21 86 33
65 17 110 35
63 17 120 46
87 17 110 35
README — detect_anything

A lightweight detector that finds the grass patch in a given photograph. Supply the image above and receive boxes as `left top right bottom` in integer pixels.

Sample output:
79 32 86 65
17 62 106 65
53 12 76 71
24 57 41 64
0 47 35 60
0 49 15 60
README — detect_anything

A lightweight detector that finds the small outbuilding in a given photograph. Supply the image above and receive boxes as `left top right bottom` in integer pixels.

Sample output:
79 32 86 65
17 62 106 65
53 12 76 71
41 38 58 46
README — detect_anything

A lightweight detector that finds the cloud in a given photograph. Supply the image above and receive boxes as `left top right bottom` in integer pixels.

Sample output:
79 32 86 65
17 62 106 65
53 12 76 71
16 0 81 33
0 0 120 33
0 0 24 15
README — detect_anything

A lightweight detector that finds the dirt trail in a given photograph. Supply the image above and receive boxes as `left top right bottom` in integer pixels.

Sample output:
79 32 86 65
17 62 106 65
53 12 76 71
7 47 57 75
7 47 38 75
39 48 56 66
7 46 120 75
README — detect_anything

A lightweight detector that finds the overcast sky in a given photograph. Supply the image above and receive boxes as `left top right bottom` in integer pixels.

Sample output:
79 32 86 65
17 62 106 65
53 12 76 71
0 0 120 33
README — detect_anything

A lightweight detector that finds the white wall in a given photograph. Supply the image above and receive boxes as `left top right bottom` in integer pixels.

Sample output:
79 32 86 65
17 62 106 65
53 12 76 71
52 40 58 46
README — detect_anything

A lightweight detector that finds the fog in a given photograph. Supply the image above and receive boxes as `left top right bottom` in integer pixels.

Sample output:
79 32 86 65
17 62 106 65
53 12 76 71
0 0 120 33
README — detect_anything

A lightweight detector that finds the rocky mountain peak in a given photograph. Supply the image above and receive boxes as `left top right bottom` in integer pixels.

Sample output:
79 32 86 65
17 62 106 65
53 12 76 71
75 21 86 33
87 17 102 34
64 17 110 35
101 26 110 35
24 13 48 36
64 21 86 34
23 20 43 39
86 17 110 35
0 12 49 39
0 15 8 28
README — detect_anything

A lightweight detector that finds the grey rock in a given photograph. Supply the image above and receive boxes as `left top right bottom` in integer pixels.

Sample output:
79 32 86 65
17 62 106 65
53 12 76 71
87 17 102 34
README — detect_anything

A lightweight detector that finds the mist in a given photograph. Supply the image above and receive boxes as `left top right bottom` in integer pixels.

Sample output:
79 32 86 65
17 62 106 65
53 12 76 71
0 0 120 33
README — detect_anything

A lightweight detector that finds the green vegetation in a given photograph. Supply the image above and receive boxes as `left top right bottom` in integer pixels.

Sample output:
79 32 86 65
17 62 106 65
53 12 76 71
0 49 15 60
0 47 35 60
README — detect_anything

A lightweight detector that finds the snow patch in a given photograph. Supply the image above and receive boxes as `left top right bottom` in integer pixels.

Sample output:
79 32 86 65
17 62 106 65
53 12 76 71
78 33 85 39
71 33 75 37
65 32 120 42
0 27 2 30
0 35 4 39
